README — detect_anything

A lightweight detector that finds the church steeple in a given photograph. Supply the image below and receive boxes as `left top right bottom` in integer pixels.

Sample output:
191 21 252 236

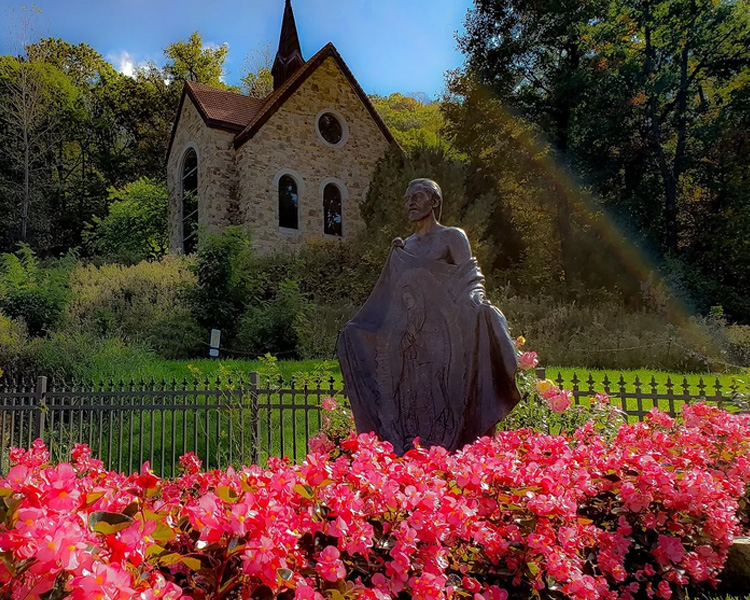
272 0 305 90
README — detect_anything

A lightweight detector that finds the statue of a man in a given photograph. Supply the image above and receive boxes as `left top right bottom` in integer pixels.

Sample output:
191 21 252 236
337 179 520 455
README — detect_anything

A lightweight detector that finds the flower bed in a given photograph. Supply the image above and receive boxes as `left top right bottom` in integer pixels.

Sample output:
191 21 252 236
0 401 749 600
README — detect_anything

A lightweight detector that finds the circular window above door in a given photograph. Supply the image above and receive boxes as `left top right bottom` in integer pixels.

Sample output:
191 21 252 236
316 110 348 147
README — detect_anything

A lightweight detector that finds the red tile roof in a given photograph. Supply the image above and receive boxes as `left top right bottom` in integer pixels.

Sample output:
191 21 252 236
185 81 266 132
167 43 398 161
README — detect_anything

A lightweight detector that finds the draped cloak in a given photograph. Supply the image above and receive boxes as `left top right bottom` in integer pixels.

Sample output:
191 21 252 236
336 246 521 455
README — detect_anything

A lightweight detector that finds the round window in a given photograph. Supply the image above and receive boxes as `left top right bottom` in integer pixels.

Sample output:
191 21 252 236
317 112 343 145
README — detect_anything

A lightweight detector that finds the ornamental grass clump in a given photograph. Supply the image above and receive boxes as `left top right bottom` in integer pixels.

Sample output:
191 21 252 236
0 402 748 600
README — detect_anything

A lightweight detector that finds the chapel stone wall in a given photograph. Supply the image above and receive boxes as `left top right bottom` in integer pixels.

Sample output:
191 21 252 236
236 57 391 254
167 98 238 252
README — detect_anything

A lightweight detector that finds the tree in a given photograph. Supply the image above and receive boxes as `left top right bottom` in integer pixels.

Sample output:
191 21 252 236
83 178 169 264
459 0 750 255
0 55 77 243
240 42 273 98
457 0 601 284
369 93 448 150
163 31 230 88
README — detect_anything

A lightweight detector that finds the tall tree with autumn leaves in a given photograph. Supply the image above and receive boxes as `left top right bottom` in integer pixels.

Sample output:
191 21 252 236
450 0 750 318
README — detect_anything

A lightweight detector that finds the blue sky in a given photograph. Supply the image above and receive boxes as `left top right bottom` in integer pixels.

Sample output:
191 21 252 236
4 0 475 98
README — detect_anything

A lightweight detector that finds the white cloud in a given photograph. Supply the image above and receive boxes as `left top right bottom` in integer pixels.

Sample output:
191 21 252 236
107 51 148 78
203 41 227 52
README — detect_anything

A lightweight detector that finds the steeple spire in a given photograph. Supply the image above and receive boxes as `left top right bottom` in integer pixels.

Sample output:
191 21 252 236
272 0 305 90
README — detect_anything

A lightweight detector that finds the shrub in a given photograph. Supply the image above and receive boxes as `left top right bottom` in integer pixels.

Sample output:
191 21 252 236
237 279 308 358
491 286 737 372
188 229 259 343
296 302 357 360
25 332 155 380
83 178 169 265
0 314 30 375
0 244 73 336
64 255 202 358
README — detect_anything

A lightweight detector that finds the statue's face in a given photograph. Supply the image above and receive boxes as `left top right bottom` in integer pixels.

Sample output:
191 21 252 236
405 186 435 222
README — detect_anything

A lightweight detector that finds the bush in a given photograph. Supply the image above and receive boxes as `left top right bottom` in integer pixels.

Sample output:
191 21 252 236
25 332 156 380
491 286 739 372
0 244 73 336
296 302 357 360
0 314 31 375
188 229 259 343
83 178 169 265
63 256 202 359
237 279 308 358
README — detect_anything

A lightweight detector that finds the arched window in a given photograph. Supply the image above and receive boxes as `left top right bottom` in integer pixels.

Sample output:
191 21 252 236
323 183 342 236
181 148 199 254
278 174 299 229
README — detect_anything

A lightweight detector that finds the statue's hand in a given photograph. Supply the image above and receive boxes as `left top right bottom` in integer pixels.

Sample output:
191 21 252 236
392 237 405 249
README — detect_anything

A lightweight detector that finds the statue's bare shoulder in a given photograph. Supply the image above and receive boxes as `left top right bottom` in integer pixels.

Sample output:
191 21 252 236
402 226 471 264
443 226 472 264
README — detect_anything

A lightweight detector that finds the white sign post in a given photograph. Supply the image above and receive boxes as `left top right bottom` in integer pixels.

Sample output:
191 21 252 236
209 329 221 358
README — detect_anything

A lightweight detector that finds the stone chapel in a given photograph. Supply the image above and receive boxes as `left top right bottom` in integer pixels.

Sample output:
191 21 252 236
166 0 397 254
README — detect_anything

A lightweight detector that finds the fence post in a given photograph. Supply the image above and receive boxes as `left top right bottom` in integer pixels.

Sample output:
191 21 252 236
35 376 47 442
535 367 546 381
249 372 260 465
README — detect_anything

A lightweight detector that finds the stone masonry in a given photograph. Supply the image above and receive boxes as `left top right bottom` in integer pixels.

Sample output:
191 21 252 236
167 55 392 255
167 100 238 253
236 56 391 254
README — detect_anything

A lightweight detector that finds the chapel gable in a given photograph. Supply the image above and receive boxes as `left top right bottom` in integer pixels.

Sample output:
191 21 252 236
166 0 398 255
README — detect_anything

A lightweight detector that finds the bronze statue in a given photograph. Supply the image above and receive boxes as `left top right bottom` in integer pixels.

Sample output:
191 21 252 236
337 179 520 455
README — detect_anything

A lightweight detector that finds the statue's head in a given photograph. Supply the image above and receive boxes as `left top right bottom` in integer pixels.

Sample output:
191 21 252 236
405 178 442 222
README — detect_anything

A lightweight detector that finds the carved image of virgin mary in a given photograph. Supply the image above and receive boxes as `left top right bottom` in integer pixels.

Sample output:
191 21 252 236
393 284 453 450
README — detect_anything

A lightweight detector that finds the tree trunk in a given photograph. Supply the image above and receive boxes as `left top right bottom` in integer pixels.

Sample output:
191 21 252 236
553 42 579 287
22 128 30 242
667 32 691 253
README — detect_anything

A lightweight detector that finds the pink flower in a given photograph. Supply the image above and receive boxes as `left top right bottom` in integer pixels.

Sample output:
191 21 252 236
592 393 610 405
316 545 346 582
322 397 338 411
535 379 558 400
178 452 202 475
295 584 324 600
653 535 685 566
657 581 672 599
308 433 334 454
548 390 572 413
518 351 539 371
70 562 137 600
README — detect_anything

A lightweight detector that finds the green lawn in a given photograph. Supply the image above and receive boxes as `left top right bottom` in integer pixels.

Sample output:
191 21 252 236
76 356 749 398
77 356 341 385
547 366 748 396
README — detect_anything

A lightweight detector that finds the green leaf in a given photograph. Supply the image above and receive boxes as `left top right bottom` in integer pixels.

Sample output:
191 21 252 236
152 522 175 542
88 511 134 535
216 486 239 503
122 502 140 518
181 556 202 570
84 491 105 507
527 562 540 576
146 544 167 558
293 484 313 499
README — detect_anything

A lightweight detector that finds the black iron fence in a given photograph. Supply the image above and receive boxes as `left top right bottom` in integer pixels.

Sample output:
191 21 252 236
537 368 749 419
0 374 342 477
0 370 747 477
